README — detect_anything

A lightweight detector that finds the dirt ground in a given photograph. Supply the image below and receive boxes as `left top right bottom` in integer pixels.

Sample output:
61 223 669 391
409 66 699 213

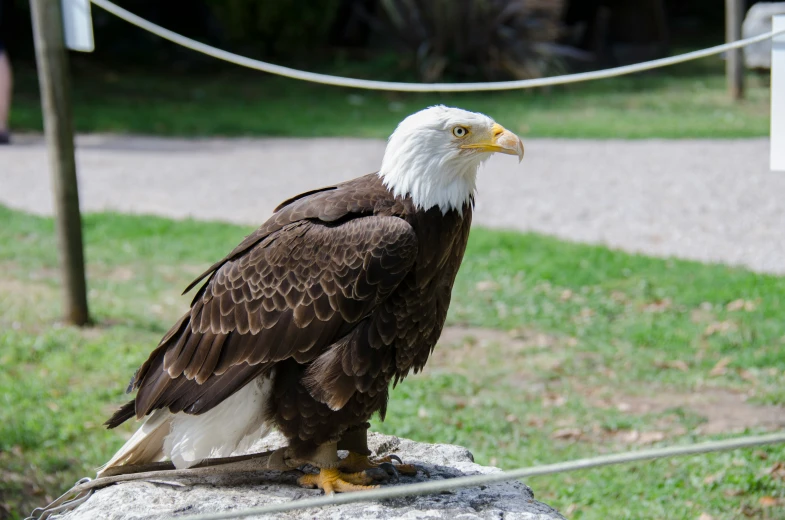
434 325 785 440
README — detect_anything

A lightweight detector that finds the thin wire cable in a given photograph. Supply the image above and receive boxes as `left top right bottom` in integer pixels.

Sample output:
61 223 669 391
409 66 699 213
174 433 785 520
90 0 785 92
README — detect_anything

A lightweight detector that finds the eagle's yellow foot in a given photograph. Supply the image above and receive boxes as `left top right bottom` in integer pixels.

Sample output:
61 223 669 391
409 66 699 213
339 452 420 477
297 467 379 494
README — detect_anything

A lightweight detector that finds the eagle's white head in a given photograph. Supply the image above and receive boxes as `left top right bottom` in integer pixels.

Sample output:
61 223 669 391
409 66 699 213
379 105 524 213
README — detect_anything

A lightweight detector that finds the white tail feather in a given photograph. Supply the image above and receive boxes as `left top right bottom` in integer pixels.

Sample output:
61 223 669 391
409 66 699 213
98 408 171 476
163 372 275 469
99 372 276 475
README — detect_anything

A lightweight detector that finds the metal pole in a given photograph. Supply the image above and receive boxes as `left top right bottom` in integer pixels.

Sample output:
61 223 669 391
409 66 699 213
725 0 745 100
30 0 90 326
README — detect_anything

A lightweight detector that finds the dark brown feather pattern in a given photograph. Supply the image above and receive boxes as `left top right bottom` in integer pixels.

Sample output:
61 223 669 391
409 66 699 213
108 173 473 454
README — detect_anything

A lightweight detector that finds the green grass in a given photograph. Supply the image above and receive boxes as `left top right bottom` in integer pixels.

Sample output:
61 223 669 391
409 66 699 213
10 54 772 139
1 204 784 519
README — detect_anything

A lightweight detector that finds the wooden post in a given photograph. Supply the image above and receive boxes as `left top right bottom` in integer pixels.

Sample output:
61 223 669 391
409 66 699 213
30 0 90 326
772 16 785 172
725 0 745 100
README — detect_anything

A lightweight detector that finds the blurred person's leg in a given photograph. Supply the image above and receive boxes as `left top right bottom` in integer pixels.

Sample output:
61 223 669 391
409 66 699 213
0 47 11 144
0 0 10 144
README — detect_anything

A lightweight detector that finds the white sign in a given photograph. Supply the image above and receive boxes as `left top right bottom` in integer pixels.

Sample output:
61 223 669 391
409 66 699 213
62 0 95 52
773 16 785 171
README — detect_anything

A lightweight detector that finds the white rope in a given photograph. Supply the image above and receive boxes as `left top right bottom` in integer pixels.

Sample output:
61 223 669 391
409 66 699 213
173 432 785 520
90 0 785 92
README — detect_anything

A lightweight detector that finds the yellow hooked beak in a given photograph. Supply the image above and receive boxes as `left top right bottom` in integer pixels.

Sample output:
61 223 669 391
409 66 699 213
461 123 524 162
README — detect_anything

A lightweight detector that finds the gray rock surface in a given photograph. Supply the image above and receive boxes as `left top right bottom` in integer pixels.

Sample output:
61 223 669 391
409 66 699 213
742 2 785 69
60 432 565 520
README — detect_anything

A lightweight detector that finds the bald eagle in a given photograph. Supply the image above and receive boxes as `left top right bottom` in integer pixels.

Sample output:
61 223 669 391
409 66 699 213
101 106 524 493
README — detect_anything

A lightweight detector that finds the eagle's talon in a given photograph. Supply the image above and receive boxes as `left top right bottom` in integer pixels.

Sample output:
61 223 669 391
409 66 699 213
373 455 420 476
393 463 420 476
338 452 412 481
378 461 400 480
363 466 393 482
385 454 403 465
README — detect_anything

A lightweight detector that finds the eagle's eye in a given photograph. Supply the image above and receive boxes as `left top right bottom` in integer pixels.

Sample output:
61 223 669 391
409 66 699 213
452 126 469 138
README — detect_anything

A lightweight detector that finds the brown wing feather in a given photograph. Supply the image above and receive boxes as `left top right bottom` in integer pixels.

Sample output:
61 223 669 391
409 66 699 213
122 210 417 422
181 175 381 296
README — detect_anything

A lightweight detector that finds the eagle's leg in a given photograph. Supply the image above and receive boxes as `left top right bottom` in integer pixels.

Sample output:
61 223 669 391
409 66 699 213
296 440 379 494
337 424 420 476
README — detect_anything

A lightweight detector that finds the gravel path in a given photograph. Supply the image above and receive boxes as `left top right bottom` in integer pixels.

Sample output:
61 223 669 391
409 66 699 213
1 135 782 274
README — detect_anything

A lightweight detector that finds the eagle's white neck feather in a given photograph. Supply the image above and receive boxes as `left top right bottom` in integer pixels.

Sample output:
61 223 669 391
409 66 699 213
379 143 483 214
378 106 493 214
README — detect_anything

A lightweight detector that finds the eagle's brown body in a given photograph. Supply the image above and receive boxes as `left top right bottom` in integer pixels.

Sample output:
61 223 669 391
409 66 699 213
107 173 472 458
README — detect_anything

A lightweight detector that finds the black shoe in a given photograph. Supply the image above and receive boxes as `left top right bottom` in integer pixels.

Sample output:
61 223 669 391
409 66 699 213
0 131 9 144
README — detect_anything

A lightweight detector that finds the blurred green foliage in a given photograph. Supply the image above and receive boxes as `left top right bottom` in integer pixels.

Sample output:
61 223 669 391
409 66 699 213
206 0 344 56
9 59 773 139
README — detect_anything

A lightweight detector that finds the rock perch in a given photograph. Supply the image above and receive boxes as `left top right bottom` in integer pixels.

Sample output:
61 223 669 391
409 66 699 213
61 432 565 519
